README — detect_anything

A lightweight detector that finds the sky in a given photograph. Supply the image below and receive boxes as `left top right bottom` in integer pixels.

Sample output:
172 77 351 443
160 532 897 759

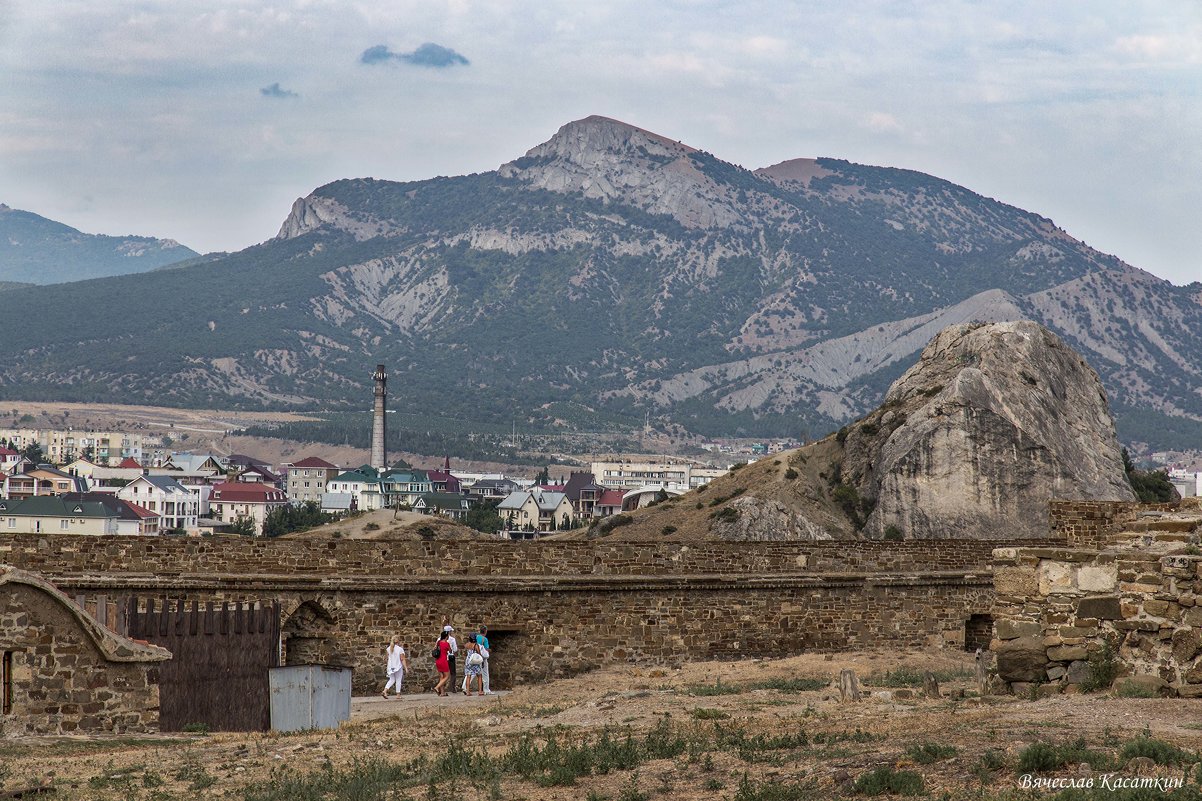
0 1 1198 285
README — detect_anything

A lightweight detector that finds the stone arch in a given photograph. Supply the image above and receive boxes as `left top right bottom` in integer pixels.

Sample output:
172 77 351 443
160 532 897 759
281 598 339 666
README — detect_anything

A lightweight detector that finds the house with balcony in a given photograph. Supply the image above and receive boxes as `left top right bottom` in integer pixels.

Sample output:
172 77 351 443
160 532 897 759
116 475 199 532
496 490 574 533
208 482 288 537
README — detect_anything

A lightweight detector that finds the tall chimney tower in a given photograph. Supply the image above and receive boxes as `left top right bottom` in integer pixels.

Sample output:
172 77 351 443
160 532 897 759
371 364 387 471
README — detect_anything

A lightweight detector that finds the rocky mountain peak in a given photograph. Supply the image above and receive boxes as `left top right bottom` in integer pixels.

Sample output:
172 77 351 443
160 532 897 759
499 116 741 228
842 320 1135 538
754 158 834 187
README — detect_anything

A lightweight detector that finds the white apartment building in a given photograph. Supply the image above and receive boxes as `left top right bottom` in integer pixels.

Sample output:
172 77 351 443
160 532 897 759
116 475 199 531
590 460 728 492
0 428 159 466
1169 469 1202 498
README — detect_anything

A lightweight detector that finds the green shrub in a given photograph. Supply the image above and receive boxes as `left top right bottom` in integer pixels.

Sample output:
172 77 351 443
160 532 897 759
1016 738 1112 774
660 525 677 535
733 772 815 800
691 708 730 720
906 742 958 764
745 677 826 693
1081 641 1120 693
1119 737 1194 766
710 507 739 523
687 679 743 697
852 767 924 796
784 468 799 480
882 525 903 541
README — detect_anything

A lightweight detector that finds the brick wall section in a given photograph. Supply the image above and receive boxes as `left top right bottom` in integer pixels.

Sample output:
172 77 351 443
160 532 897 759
0 534 1058 578
1050 500 1180 549
0 534 1025 693
1 582 161 735
992 542 1202 696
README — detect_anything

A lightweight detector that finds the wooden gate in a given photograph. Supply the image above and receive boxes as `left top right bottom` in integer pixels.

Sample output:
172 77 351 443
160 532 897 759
126 598 280 732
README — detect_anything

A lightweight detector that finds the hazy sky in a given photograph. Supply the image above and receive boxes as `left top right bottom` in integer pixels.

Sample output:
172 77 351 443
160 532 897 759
1 1 1198 285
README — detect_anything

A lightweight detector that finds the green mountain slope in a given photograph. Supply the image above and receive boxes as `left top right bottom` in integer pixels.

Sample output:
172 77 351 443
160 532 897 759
0 116 1198 447
0 204 197 284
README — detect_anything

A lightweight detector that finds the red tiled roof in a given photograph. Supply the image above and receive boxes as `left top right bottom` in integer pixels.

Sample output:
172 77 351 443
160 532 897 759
210 481 287 504
290 456 337 468
598 490 625 507
121 500 159 520
0 447 18 457
118 457 142 469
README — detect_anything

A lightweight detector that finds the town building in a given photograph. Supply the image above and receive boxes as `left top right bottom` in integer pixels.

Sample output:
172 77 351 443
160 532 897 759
590 460 727 491
208 482 288 536
285 457 341 504
0 496 121 535
497 490 574 533
0 428 157 466
326 467 386 511
116 475 199 532
412 492 471 520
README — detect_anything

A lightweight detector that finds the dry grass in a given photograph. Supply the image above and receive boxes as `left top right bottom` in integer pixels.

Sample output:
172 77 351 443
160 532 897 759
12 647 1202 800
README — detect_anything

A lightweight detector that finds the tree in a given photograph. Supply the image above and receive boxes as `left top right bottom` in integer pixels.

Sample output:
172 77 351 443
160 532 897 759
463 501 503 535
1123 448 1179 503
20 442 44 464
230 515 257 537
534 466 550 485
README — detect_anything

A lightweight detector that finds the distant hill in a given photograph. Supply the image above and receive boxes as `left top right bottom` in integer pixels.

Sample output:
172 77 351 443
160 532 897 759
0 116 1199 448
0 204 197 284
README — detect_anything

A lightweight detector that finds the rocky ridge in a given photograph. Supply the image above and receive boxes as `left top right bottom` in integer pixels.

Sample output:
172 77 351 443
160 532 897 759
0 117 1199 448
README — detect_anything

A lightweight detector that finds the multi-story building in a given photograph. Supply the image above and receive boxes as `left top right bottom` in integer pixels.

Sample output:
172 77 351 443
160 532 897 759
116 475 199 531
496 490 574 533
208 482 288 536
285 457 341 503
0 428 158 466
3 465 88 500
590 460 728 491
325 467 385 511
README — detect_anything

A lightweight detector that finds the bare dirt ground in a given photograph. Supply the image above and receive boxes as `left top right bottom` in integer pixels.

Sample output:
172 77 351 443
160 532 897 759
8 647 1202 800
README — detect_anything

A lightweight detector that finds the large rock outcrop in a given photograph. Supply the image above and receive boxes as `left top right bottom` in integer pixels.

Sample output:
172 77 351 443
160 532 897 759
842 320 1135 539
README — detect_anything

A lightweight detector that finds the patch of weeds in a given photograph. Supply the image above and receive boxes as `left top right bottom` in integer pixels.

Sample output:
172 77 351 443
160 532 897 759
906 742 958 764
868 666 971 687
660 525 677 535
691 708 730 721
1119 736 1195 766
745 677 826 693
733 772 815 800
1081 640 1120 693
586 792 609 801
703 778 723 791
729 462 746 471
709 507 739 523
617 773 648 801
181 721 210 734
1115 681 1159 699
972 749 1006 784
882 524 903 541
812 728 877 745
783 468 799 480
1016 738 1113 774
714 724 809 763
241 757 415 801
852 766 925 796
686 679 743 697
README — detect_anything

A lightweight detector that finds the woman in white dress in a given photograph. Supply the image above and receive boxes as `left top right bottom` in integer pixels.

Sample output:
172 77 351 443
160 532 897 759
382 635 408 698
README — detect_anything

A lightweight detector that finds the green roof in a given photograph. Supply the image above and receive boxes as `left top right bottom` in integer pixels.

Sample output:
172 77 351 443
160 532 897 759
0 497 116 519
416 492 467 511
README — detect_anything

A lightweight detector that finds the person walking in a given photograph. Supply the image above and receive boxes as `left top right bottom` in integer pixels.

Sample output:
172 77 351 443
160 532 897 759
478 625 492 694
462 640 484 696
382 635 408 699
432 630 451 696
443 625 458 690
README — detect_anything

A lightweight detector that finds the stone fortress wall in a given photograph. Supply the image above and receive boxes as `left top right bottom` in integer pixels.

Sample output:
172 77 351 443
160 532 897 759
0 534 1043 693
993 498 1202 696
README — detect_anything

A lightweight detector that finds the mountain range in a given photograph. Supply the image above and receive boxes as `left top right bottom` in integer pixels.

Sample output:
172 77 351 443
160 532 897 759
0 116 1199 447
0 204 197 284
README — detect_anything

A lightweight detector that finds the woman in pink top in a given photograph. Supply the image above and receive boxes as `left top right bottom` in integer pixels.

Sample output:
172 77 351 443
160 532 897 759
433 630 451 696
